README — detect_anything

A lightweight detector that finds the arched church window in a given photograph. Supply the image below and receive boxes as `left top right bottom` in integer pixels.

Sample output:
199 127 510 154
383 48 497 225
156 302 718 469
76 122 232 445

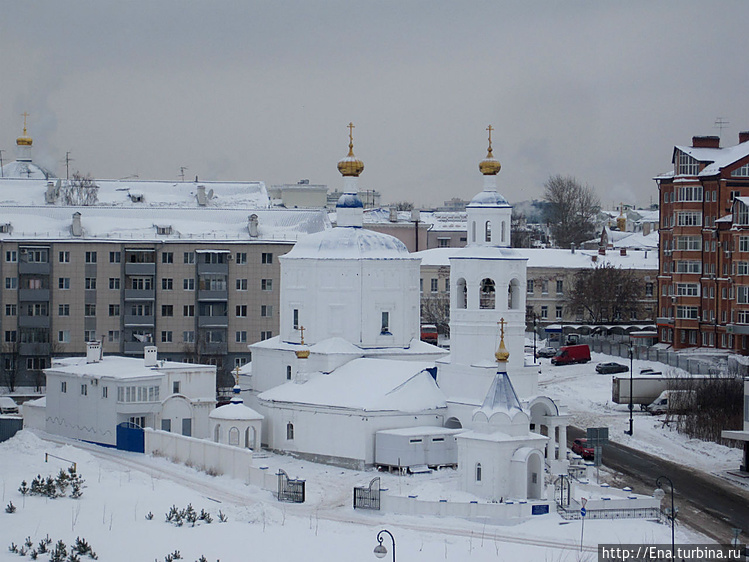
480 278 495 309
501 221 506 243
471 221 476 243
229 427 240 446
475 462 482 482
286 422 294 440
213 424 221 443
507 278 520 309
457 278 467 309
485 221 492 242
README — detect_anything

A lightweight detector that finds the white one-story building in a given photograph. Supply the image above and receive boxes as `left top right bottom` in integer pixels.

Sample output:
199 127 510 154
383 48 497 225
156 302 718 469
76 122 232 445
43 343 216 446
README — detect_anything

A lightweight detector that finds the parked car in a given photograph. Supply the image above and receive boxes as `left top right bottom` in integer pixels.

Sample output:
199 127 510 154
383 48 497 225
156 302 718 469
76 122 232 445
0 396 19 414
420 324 438 345
535 347 557 358
551 344 591 366
571 438 594 460
639 368 663 376
595 362 629 374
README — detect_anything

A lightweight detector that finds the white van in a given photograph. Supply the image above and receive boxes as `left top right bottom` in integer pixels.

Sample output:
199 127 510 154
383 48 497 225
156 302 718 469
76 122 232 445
645 390 692 415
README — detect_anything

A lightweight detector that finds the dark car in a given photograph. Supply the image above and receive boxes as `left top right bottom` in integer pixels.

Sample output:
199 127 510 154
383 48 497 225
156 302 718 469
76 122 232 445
571 438 594 460
595 362 629 374
535 347 557 358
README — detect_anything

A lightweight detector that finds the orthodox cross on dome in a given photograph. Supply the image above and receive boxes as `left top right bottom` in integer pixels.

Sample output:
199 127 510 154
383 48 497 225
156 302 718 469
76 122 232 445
498 317 505 339
233 365 241 385
21 112 30 135
495 317 510 363
486 124 494 151
299 325 306 345
347 122 355 155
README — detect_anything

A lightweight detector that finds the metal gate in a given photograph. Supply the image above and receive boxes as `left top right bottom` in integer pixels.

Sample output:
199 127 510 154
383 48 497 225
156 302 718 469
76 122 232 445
116 422 144 453
277 469 305 503
353 477 380 510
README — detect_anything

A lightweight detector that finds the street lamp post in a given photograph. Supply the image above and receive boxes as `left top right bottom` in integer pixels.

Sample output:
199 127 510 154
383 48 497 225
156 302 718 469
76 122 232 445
654 476 676 559
625 342 634 436
373 529 395 562
533 315 538 363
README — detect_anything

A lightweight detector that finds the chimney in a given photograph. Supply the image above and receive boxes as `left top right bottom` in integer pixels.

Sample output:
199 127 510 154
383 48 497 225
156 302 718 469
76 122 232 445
570 243 576 254
72 212 83 237
692 136 720 149
411 208 421 222
389 208 398 222
144 346 158 367
86 341 101 364
45 181 57 204
740 131 749 144
620 248 627 256
248 214 259 237
196 185 207 206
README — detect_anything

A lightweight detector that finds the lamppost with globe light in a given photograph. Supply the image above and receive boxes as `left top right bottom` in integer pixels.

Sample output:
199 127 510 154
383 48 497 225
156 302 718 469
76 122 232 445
654 475 676 559
625 342 634 436
373 529 395 562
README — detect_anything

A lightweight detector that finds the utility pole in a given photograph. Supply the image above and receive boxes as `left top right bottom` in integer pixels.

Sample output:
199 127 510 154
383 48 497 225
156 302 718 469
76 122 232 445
179 166 188 182
0 149 4 178
65 152 73 180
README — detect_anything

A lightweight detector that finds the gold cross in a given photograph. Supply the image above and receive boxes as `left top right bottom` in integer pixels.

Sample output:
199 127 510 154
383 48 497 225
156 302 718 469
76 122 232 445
498 317 506 340
348 122 355 143
486 124 494 150
233 365 241 385
299 325 305 345
21 112 30 135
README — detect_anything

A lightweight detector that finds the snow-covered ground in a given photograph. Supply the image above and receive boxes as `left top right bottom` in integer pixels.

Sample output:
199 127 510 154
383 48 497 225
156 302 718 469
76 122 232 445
1 350 731 561
537 351 743 475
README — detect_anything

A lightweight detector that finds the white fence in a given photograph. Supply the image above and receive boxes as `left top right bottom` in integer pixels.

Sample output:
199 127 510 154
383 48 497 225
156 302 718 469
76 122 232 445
381 493 548 521
143 429 277 491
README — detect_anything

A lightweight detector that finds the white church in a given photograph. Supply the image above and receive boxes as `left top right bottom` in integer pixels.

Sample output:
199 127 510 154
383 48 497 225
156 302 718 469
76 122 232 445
245 125 569 501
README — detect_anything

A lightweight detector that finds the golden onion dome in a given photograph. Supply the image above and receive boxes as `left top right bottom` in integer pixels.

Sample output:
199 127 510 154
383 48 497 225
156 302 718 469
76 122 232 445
295 348 310 359
17 113 33 146
494 318 510 362
337 122 364 177
479 124 501 175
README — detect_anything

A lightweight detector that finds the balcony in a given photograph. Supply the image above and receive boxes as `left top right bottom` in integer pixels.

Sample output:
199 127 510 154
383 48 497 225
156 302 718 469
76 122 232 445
197 262 228 275
18 316 50 329
125 263 156 276
198 315 229 328
198 289 228 301
124 315 155 327
124 289 156 301
124 341 146 355
198 341 228 355
727 324 749 335
19 343 51 356
18 262 50 275
19 289 50 302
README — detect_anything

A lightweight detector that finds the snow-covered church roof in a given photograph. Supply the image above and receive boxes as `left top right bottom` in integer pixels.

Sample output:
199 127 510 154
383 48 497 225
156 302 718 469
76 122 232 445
282 223 414 260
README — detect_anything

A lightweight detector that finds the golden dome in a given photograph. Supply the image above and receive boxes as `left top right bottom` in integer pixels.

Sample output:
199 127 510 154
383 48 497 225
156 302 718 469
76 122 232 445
494 318 510 362
479 124 500 175
295 348 310 359
16 112 32 146
337 122 364 177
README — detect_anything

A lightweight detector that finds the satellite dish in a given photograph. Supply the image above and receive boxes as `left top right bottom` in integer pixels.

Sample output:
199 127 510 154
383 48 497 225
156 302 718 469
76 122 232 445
207 189 214 199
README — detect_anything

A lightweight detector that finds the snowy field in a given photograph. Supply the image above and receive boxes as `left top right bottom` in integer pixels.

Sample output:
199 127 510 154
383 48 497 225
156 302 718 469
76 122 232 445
0 350 731 561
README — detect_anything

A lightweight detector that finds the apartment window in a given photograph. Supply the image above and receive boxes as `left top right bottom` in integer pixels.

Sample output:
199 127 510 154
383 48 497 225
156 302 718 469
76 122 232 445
58 277 70 289
236 278 248 291
381 311 390 334
183 305 195 317
85 278 96 290
61 381 67 393
738 262 749 276
676 152 700 175
58 251 69 263
205 330 225 343
5 250 17 262
58 330 70 343
430 278 438 293
738 286 749 305
293 308 299 329
108 330 120 342
106 277 120 290
676 211 702 227
161 331 173 343
84 304 96 317
109 304 120 316
236 252 247 264
183 278 195 291
541 306 548 319
173 381 181 394
80 384 88 396
645 283 654 297
25 249 48 263
5 331 16 342
130 303 152 316
131 277 153 290
5 304 16 316
102 387 109 398
556 280 564 294
420 278 423 293
740 236 749 253
445 278 450 292
236 305 247 317
161 305 174 317
58 304 70 316
260 330 272 341
235 331 247 343
676 283 699 297
183 252 195 264
84 330 96 342
162 278 173 290
676 185 703 202
541 280 549 294
261 305 273 317
85 251 97 263
527 280 534 294
183 331 195 343
261 253 273 264
438 238 450 248
109 251 121 263
675 306 699 320
555 306 563 320
674 261 701 274
162 252 174 264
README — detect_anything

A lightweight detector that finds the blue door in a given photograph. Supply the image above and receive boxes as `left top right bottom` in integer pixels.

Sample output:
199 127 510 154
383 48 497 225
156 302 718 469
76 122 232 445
116 422 144 453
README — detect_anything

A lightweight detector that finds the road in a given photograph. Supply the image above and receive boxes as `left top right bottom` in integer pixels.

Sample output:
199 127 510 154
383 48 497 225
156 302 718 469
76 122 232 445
569 426 749 543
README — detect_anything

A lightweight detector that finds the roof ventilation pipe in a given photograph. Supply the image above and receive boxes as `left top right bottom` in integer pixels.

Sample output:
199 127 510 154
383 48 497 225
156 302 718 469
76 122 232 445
72 212 83 237
248 214 259 237
196 185 207 206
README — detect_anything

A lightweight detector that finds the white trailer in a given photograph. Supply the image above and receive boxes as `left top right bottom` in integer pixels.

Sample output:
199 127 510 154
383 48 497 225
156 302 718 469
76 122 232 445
375 427 461 471
612 375 709 407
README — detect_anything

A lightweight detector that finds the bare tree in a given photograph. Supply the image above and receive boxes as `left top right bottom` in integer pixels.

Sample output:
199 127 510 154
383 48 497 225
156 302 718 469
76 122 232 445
1 342 19 392
567 263 642 323
390 201 414 211
61 172 99 206
543 175 600 248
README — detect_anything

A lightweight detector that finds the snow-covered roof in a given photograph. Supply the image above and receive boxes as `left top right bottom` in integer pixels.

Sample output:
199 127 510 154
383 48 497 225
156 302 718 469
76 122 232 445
467 189 509 207
611 230 659 250
281 223 415 260
258 357 445 412
0 161 55 180
668 141 749 178
46 355 215 380
210 401 264 421
478 371 523 417
250 335 445 360
415 247 658 270
0 206 328 242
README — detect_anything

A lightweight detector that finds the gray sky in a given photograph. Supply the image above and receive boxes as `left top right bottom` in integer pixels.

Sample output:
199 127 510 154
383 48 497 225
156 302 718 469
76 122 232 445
2 1 748 209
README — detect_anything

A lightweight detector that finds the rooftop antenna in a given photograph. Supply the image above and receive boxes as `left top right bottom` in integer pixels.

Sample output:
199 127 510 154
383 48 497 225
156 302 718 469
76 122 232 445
715 117 730 139
179 166 188 182
0 149 4 178
64 151 73 180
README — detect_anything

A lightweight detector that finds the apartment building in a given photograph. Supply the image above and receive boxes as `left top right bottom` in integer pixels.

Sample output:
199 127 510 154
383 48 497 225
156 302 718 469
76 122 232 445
656 132 749 352
0 178 327 389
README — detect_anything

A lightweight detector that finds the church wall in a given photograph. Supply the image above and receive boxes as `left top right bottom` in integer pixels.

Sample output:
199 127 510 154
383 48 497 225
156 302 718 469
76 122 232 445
458 437 517 501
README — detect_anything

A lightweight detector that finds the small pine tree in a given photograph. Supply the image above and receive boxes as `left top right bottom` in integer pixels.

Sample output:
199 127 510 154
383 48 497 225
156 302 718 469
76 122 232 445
5 501 16 513
217 510 227 523
198 509 212 524
8 543 18 553
49 540 67 562
24 537 33 549
185 504 197 527
18 480 29 495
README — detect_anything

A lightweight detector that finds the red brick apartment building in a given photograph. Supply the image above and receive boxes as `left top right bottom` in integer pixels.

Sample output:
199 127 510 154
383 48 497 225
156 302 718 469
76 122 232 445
657 132 749 352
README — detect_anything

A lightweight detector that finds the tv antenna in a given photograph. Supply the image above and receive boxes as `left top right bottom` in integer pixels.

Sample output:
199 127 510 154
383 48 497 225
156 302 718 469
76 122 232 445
179 166 188 182
64 151 74 180
715 117 730 137
0 150 4 178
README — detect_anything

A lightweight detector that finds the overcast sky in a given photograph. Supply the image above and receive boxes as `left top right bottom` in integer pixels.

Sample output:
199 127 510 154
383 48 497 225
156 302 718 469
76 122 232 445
2 1 749 209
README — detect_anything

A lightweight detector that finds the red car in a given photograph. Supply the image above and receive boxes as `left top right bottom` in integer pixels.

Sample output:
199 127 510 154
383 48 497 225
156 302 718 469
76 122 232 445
571 438 594 460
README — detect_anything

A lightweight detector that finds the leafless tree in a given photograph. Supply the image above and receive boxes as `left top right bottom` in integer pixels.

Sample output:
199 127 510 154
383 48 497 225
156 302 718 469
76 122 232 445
390 201 414 211
61 172 99 206
543 175 600 248
670 377 743 445
1 342 19 392
567 263 642 323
